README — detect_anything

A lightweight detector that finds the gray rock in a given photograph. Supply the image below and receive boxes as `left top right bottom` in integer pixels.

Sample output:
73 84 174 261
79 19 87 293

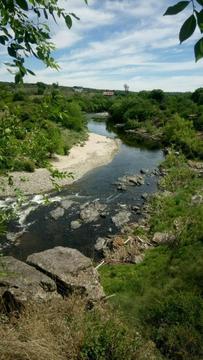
126 175 144 186
70 220 81 230
61 199 74 210
152 232 175 245
0 256 58 312
117 184 127 191
127 254 144 264
80 201 107 223
115 174 144 188
27 247 105 302
191 194 203 205
50 207 64 220
94 237 107 253
112 211 131 228
140 168 148 175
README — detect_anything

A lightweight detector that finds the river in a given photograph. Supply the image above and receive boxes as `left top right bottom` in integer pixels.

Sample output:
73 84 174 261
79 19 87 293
1 117 164 260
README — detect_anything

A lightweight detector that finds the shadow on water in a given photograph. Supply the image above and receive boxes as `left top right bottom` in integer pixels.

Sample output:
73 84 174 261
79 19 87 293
3 117 164 261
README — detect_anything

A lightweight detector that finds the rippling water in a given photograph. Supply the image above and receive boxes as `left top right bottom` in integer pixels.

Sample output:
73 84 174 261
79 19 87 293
2 117 164 260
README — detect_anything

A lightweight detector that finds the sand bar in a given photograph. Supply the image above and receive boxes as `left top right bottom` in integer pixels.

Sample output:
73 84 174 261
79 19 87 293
0 133 120 197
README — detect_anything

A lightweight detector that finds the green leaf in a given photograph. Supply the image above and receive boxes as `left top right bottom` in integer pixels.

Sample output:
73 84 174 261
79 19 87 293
196 0 203 5
197 10 203 33
8 46 17 58
179 14 196 43
164 1 190 15
65 15 72 29
195 37 203 61
27 69 35 76
44 8 48 19
0 35 8 45
16 0 28 11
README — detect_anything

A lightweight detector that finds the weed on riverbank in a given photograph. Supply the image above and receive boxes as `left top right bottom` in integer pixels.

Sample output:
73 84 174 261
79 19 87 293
0 297 162 360
100 152 203 360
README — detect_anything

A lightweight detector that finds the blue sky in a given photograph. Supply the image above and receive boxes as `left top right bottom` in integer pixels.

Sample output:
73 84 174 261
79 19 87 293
0 0 203 91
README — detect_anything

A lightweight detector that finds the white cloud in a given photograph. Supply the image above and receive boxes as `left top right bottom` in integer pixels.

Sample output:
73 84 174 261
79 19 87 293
1 0 202 91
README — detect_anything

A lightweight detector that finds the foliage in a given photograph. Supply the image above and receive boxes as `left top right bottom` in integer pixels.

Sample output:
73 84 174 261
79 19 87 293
108 90 203 159
0 85 87 172
163 114 203 158
164 1 203 61
0 0 88 82
100 153 203 360
191 87 203 104
36 82 46 95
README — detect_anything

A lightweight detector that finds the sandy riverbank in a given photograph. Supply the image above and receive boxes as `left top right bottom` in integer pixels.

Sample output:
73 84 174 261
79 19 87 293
0 133 120 197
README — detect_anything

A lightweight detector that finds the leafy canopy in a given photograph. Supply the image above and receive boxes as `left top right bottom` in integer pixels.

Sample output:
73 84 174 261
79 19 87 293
0 0 88 83
164 0 203 61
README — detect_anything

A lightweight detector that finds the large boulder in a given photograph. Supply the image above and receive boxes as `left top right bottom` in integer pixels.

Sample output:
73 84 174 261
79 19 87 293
0 256 58 312
27 247 105 302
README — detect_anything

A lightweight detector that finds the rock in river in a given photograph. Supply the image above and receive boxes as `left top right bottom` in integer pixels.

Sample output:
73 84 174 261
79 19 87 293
0 256 58 312
70 220 82 230
80 201 107 223
50 206 65 220
112 210 131 228
27 247 105 302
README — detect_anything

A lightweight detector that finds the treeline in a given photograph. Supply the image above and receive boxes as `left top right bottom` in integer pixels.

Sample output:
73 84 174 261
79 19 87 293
0 83 87 172
108 88 203 159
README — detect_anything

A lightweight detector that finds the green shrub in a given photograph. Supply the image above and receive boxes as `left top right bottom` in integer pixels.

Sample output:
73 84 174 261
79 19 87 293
79 309 142 360
13 158 35 172
13 90 26 102
163 114 203 158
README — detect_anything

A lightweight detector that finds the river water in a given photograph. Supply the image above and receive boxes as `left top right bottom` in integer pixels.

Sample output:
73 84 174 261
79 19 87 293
1 118 164 260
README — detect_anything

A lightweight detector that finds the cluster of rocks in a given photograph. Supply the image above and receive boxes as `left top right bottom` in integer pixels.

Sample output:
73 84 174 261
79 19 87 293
0 247 105 313
70 200 108 229
94 233 151 264
115 174 145 191
50 200 74 220
94 209 177 264
124 128 162 142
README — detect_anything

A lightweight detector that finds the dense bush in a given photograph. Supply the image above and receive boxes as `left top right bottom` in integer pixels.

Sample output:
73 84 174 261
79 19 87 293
163 115 203 158
0 86 87 172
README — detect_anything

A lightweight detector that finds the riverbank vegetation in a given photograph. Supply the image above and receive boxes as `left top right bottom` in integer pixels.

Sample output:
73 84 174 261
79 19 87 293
100 152 203 360
0 82 87 173
108 88 203 159
0 296 163 360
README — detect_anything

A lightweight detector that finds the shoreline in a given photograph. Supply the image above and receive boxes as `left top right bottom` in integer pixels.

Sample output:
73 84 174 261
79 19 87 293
0 133 120 197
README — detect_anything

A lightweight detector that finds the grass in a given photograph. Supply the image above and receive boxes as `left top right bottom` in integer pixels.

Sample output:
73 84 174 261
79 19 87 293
99 152 203 360
60 128 88 155
0 297 162 360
